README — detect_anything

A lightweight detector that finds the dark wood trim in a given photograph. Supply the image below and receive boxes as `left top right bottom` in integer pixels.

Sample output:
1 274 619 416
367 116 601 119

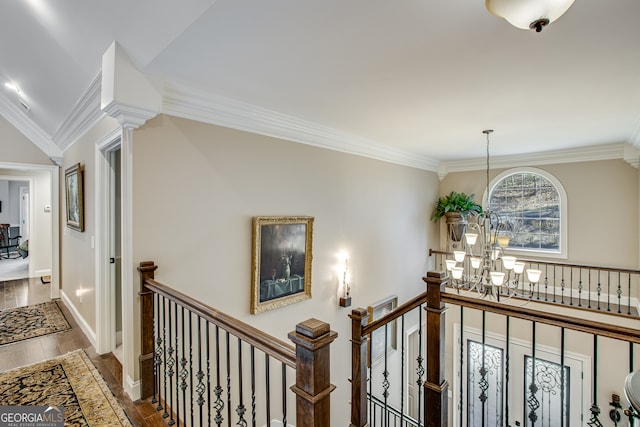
137 261 158 400
424 271 448 427
349 308 369 427
143 277 297 368
289 318 338 427
441 290 640 344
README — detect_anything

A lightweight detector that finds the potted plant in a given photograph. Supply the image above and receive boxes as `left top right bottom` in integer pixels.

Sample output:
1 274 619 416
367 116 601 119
431 191 483 242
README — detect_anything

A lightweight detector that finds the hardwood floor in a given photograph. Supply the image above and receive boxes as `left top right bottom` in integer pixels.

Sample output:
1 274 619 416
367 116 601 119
0 278 166 427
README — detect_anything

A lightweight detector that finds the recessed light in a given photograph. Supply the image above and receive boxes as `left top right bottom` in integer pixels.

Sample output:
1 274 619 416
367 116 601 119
4 82 21 94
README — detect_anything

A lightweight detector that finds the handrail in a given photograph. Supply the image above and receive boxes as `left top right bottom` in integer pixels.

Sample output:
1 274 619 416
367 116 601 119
429 248 640 275
361 291 427 336
144 278 296 368
441 290 640 344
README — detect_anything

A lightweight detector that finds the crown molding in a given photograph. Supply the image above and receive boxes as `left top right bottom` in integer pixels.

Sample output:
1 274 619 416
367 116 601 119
54 73 105 151
102 100 158 129
0 92 62 159
162 84 440 172
439 143 629 178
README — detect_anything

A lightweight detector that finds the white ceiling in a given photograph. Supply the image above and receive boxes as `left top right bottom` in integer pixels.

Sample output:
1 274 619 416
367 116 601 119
1 0 639 168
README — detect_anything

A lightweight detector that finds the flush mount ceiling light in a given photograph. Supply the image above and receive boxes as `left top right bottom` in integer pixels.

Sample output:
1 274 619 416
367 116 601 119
486 0 575 32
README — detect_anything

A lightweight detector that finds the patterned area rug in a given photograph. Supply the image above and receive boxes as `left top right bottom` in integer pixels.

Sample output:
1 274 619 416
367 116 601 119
0 350 132 426
0 301 71 345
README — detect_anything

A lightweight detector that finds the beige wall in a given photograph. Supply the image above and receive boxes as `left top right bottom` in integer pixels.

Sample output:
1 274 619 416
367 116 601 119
61 116 119 333
132 115 440 424
439 160 639 268
0 116 52 165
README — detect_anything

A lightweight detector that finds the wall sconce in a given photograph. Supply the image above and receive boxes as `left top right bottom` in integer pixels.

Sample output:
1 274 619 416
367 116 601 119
339 257 351 307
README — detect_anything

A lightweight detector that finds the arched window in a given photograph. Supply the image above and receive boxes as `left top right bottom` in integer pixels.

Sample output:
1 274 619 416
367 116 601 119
486 167 567 258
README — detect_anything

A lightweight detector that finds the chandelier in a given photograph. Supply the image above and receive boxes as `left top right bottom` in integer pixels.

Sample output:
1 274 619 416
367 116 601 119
445 130 542 299
486 0 576 32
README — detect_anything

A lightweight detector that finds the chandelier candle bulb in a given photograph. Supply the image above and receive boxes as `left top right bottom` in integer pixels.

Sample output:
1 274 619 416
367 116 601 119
502 256 517 270
526 269 542 284
452 267 464 280
465 233 478 246
453 251 466 263
490 271 506 286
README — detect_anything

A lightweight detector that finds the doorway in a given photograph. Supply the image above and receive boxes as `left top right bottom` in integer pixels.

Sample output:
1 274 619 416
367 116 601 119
95 130 123 359
110 149 123 362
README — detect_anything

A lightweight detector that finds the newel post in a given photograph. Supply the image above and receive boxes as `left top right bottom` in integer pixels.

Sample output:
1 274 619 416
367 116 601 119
288 318 338 427
349 308 369 427
424 271 449 427
138 261 157 400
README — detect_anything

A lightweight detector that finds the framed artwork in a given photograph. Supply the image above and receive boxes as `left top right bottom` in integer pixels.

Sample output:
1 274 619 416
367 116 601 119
65 163 85 232
368 295 398 366
251 216 313 314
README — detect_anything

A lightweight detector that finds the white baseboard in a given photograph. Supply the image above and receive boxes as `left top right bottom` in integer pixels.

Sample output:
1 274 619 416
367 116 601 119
35 268 52 276
60 290 97 350
125 375 141 401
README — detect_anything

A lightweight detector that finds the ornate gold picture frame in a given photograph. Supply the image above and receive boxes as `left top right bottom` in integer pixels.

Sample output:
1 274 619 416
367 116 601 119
251 216 313 314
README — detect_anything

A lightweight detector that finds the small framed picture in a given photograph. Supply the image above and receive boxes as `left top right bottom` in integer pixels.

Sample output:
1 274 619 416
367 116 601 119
251 216 313 314
368 295 398 366
65 163 85 232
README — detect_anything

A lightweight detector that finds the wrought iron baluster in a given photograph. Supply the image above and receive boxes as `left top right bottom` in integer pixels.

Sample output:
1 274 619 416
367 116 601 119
505 316 510 427
265 354 270 425
167 301 175 425
214 325 224 426
162 296 169 418
189 312 194 427
561 327 565 427
479 311 488 427
152 293 159 405
628 274 632 315
553 266 557 303
569 268 573 306
527 322 539 425
383 323 390 427
196 317 205 426
607 271 611 312
226 331 232 426
578 269 583 307
250 346 256 427
589 269 591 308
458 307 462 427
417 305 424 427
282 363 287 427
587 335 603 426
400 315 405 425
544 265 549 302
206 322 211 427
617 271 622 314
236 339 247 427
630 343 635 427
180 307 188 425
597 270 602 310
560 266 565 304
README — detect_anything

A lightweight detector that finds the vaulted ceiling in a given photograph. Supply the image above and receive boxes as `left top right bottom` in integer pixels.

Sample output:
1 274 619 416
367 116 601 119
1 0 639 170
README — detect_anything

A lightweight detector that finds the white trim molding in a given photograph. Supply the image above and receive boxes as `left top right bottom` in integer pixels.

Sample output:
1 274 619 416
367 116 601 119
61 290 97 350
162 82 440 172
54 73 105 151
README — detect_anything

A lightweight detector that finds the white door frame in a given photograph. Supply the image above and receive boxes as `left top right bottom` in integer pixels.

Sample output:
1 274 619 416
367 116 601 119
0 162 59 298
95 128 122 354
